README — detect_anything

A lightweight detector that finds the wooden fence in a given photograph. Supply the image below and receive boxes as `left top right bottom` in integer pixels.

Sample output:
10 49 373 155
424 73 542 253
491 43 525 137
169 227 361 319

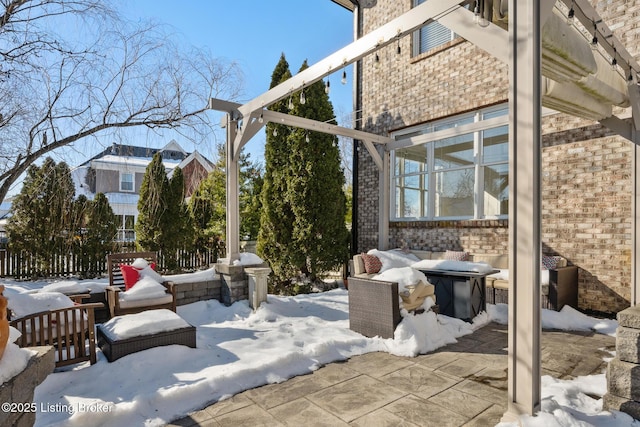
0 244 223 279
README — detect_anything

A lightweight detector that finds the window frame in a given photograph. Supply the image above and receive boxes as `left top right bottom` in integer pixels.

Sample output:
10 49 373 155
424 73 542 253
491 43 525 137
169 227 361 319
391 105 509 221
412 0 460 56
119 172 134 192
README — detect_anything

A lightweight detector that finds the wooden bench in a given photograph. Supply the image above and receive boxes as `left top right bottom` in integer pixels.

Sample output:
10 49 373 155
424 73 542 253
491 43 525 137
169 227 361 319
10 294 102 367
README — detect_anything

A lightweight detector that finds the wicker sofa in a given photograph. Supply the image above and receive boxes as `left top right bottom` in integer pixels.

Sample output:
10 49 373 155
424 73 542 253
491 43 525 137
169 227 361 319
351 250 579 311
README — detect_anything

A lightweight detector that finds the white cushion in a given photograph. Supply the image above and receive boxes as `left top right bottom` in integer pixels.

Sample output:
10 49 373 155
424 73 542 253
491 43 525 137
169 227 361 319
372 267 429 292
7 291 74 318
486 269 550 285
119 277 167 301
367 249 420 273
100 309 189 340
117 294 173 309
411 259 495 274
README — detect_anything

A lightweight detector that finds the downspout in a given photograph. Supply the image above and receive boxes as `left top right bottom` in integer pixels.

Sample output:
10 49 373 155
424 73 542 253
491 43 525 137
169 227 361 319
351 1 362 256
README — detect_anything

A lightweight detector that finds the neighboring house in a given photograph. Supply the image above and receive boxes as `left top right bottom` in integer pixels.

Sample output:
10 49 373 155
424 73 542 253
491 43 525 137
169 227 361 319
73 140 214 241
344 0 637 314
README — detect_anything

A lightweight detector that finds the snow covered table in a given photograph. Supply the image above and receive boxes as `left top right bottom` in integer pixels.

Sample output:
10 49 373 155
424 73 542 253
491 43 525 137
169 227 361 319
96 309 196 362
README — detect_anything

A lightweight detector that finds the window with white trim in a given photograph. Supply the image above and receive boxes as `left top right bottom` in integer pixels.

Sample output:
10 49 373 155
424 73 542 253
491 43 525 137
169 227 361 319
413 0 459 55
120 172 134 192
392 105 509 220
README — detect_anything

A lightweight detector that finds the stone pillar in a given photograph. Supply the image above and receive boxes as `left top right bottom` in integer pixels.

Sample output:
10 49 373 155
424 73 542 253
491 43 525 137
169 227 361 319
215 263 248 305
0 346 55 427
245 267 271 310
604 305 640 419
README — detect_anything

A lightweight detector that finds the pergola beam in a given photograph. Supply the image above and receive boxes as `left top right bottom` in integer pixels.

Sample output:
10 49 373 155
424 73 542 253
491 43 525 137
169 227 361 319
236 0 469 121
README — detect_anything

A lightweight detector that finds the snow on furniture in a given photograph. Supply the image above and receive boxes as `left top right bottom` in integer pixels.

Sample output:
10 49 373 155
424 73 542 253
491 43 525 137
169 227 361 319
105 252 176 318
8 293 102 367
349 266 437 339
96 309 196 362
352 249 579 312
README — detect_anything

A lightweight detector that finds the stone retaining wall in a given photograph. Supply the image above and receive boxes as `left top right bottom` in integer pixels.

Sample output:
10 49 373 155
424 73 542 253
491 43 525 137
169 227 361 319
0 346 55 427
174 279 221 306
604 305 640 419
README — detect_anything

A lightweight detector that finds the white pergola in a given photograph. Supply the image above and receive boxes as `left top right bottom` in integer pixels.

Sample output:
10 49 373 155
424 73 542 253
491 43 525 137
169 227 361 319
208 0 640 419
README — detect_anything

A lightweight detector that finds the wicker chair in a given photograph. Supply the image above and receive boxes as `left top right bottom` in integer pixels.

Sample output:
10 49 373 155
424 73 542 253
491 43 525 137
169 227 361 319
10 295 102 367
348 277 401 339
105 252 176 318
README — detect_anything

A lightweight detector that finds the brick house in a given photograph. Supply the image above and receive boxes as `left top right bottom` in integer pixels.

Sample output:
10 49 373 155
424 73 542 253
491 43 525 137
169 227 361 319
339 0 638 314
73 140 214 241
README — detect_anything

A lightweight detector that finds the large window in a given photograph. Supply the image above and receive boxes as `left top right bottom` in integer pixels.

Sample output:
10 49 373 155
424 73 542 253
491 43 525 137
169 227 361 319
413 0 459 55
392 106 509 220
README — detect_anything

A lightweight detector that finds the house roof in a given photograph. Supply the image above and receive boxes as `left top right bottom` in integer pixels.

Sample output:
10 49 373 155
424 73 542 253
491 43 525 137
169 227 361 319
330 0 356 11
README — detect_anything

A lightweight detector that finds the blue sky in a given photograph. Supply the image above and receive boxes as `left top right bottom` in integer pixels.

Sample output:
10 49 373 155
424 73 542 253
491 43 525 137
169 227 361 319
121 0 355 165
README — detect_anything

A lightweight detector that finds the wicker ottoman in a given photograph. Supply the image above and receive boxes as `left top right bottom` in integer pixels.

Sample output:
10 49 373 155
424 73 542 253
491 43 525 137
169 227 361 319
97 309 196 362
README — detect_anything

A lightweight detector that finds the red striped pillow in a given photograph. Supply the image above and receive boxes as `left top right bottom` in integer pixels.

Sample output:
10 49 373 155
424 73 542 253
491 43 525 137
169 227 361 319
361 253 382 274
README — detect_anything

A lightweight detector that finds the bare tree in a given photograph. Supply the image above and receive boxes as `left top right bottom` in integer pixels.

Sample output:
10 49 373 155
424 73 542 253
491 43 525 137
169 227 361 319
0 0 242 203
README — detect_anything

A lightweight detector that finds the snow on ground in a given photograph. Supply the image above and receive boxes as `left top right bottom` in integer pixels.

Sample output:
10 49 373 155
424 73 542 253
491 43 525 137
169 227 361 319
0 272 631 427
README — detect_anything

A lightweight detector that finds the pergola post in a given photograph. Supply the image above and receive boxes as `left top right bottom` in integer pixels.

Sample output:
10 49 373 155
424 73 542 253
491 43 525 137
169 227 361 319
378 148 390 250
504 0 542 419
225 114 241 264
633 130 640 305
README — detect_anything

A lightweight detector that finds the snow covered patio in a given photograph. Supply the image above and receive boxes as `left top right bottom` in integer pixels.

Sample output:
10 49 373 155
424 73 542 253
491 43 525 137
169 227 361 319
167 313 622 427
2 279 624 426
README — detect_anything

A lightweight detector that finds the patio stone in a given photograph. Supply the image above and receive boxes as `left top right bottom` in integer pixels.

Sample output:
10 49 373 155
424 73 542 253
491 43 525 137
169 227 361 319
435 357 486 378
350 408 421 427
203 394 253 418
464 403 508 426
380 364 461 399
468 366 508 390
243 373 333 409
428 388 493 419
269 398 349 426
168 323 615 426
345 351 414 378
310 362 360 385
603 392 640 420
417 351 462 370
453 379 507 405
306 375 406 422
385 394 469 426
213 404 284 426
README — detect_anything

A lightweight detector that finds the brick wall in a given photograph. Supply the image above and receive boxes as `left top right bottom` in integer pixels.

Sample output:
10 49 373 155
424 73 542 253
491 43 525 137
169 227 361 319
355 0 638 313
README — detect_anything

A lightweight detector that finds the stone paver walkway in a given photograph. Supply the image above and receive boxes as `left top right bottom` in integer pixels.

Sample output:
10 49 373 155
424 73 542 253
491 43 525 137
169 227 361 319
167 322 615 427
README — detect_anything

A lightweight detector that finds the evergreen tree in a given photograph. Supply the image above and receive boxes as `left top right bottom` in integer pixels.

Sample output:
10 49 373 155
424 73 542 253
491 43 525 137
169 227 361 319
287 61 349 282
136 152 169 254
189 170 224 263
189 144 263 260
257 54 298 288
7 158 76 277
258 55 349 292
163 167 195 271
84 193 117 277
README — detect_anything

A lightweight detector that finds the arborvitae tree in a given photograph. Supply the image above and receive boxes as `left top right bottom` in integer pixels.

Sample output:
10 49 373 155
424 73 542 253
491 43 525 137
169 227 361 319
258 56 349 293
257 54 298 289
287 61 349 283
7 158 76 277
136 152 169 254
84 193 117 277
163 167 194 271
